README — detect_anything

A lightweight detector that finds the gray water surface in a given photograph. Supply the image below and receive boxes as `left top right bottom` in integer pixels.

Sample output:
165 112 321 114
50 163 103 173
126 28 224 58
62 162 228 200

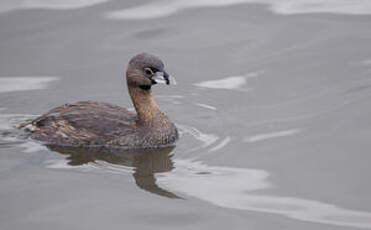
1 1 371 230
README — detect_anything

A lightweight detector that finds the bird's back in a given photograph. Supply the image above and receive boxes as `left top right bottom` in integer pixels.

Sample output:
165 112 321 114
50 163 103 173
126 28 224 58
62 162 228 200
28 101 137 146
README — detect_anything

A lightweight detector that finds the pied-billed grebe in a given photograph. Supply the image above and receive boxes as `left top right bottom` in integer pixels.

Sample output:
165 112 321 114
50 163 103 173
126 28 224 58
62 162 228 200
22 53 178 149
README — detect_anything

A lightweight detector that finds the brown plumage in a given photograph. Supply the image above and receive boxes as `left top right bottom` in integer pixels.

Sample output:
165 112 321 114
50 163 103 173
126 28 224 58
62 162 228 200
22 53 178 149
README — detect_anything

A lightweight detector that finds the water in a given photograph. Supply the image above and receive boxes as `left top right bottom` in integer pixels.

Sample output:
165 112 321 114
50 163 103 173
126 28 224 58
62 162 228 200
1 1 371 229
106 0 371 19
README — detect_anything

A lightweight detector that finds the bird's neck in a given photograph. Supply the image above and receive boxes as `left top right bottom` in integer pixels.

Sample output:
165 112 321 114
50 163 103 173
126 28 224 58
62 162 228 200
128 86 167 125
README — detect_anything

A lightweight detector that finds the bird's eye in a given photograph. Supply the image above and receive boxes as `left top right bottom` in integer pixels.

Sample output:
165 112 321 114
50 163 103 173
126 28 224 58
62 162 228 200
144 67 154 76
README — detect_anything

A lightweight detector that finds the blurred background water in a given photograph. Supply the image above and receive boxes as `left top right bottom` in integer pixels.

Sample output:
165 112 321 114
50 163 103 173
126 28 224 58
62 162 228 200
1 1 371 229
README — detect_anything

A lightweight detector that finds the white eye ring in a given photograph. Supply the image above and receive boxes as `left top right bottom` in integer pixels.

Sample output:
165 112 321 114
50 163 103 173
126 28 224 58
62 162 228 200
144 67 154 76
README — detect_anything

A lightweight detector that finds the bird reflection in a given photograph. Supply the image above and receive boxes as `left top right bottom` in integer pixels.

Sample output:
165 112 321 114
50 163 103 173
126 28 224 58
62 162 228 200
47 145 181 199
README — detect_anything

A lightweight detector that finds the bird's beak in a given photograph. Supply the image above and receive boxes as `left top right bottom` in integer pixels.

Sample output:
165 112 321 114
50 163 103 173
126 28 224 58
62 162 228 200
152 71 176 85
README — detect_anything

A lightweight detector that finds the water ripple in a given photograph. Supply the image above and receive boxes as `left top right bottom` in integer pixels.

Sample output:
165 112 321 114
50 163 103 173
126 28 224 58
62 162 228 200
208 136 231 152
194 72 258 91
244 129 301 143
0 0 109 13
177 124 219 151
195 76 248 90
194 103 217 111
159 159 371 229
106 0 371 20
46 153 371 229
3 114 370 228
0 77 58 93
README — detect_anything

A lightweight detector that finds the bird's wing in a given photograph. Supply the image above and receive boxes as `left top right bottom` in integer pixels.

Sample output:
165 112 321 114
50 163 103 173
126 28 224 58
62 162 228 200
30 101 137 146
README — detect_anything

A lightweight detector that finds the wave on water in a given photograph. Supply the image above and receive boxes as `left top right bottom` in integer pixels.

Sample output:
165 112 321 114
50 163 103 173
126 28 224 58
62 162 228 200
208 136 231 152
2 105 368 228
10 116 368 228
154 95 184 105
177 124 219 151
0 0 109 13
106 0 371 20
195 76 247 90
194 103 217 111
361 59 371 66
0 77 58 93
0 113 36 130
158 159 371 229
46 159 133 175
194 72 259 91
0 113 45 153
244 129 301 143
47 150 371 229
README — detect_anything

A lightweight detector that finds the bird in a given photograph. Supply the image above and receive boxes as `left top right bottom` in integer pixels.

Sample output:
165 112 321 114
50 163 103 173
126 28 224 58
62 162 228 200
21 53 178 149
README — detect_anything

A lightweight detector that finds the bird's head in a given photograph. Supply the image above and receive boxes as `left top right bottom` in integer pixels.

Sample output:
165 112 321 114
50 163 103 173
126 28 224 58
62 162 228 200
126 53 176 90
